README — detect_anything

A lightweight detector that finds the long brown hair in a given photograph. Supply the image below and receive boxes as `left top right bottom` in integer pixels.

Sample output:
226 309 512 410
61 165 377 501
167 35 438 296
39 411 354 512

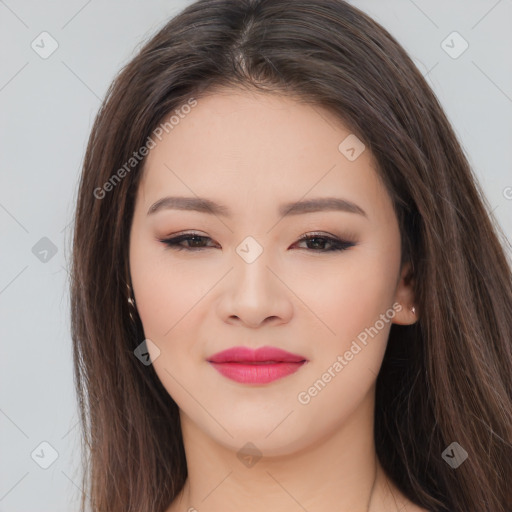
70 1 512 510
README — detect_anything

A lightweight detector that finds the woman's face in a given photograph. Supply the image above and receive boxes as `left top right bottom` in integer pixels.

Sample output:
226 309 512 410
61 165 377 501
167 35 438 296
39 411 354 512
129 88 415 455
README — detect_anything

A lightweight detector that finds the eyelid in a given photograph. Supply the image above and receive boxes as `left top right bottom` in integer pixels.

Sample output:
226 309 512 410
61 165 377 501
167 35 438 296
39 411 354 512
158 230 357 253
159 229 356 241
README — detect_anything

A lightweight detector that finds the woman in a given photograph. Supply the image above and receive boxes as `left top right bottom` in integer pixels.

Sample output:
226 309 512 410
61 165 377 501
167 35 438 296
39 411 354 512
70 1 512 511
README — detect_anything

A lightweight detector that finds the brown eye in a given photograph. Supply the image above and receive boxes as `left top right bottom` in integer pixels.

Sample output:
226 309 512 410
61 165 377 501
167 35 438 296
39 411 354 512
159 233 217 251
294 233 356 252
159 232 356 253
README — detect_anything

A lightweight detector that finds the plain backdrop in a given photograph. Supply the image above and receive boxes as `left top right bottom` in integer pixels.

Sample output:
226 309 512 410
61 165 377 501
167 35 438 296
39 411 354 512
1 1 511 510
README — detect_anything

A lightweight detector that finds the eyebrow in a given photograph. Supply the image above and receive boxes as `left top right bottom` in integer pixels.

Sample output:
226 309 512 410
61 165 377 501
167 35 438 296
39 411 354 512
147 196 367 218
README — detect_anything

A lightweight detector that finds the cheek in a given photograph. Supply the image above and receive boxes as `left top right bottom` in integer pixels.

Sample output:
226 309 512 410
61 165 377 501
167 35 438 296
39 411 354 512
129 238 226 359
311 251 400 342
294 254 400 424
300 238 401 402
131 259 204 339
130 235 188 338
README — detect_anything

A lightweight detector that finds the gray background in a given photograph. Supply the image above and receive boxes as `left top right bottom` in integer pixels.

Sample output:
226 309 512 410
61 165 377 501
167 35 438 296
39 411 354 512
1 1 511 510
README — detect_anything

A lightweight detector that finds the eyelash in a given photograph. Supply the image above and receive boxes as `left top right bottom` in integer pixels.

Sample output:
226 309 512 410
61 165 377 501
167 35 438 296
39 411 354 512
158 232 356 253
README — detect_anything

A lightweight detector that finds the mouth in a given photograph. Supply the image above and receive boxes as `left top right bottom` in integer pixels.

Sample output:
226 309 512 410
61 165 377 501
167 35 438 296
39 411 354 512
207 345 308 384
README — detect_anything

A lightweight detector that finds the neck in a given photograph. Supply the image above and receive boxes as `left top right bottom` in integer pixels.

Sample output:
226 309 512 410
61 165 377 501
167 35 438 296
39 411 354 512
167 388 403 512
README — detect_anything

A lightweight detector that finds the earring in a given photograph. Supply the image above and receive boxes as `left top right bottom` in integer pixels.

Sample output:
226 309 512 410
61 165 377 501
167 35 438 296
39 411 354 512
126 282 136 309
410 306 416 315
127 285 138 324
127 294 136 307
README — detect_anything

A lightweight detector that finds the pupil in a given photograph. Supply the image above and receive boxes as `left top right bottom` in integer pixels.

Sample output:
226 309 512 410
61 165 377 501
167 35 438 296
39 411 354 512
310 237 324 249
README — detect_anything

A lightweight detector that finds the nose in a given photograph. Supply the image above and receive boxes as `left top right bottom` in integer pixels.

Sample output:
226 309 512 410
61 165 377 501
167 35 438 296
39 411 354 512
216 249 294 328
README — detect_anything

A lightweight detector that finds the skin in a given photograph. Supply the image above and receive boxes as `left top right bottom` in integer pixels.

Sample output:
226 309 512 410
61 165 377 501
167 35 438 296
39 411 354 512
129 88 427 511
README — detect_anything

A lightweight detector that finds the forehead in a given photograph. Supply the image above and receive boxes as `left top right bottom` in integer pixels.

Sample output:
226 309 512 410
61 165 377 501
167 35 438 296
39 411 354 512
138 88 391 220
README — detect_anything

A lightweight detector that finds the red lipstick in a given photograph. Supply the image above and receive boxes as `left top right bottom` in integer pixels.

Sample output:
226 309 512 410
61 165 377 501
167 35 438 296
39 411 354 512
207 346 307 384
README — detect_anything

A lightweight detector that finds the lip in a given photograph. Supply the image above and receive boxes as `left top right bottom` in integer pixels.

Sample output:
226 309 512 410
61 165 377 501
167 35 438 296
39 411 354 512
207 346 308 384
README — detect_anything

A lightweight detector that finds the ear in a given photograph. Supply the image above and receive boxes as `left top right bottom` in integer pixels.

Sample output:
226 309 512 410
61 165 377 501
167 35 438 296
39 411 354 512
392 261 418 325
